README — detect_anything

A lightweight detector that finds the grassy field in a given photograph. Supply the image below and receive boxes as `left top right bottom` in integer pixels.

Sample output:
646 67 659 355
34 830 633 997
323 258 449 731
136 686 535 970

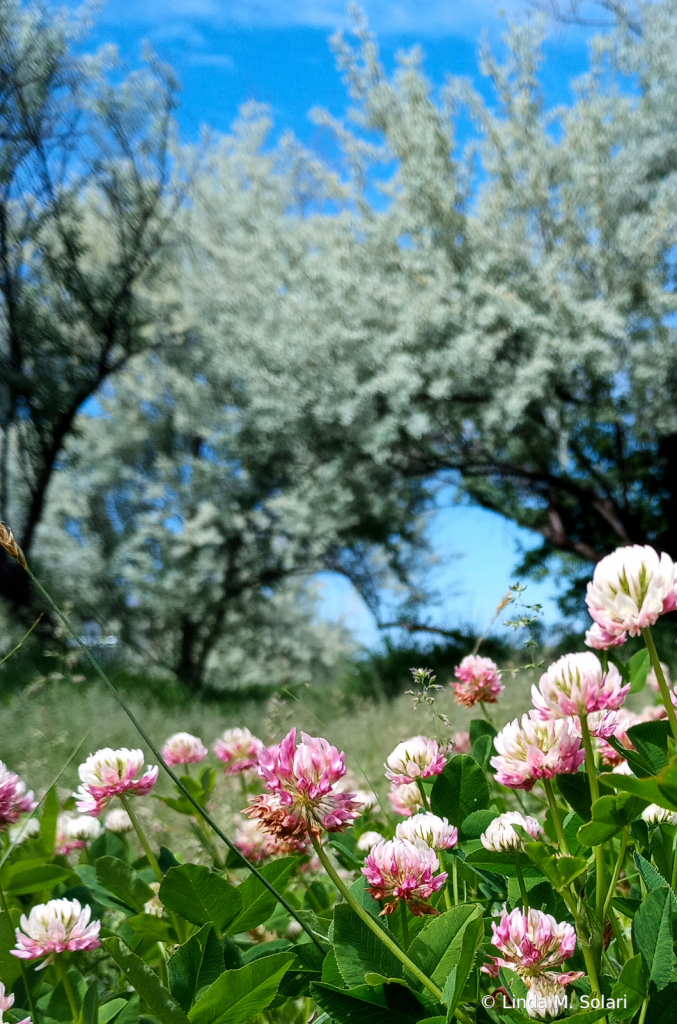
1 659 664 860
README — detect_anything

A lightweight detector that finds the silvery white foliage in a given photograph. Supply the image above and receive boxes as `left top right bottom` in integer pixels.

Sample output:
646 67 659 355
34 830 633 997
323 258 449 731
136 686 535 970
183 2 677 608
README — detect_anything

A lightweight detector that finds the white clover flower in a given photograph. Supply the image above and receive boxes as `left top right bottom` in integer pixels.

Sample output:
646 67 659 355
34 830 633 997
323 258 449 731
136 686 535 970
104 808 133 833
396 812 458 851
357 830 384 852
481 812 543 853
586 545 677 638
642 804 677 825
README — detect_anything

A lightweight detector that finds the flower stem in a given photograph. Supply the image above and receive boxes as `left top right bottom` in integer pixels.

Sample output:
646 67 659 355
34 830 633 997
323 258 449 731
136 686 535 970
309 835 444 1002
119 794 163 884
514 855 530 910
602 829 628 923
22 564 323 952
579 715 605 916
59 958 80 1024
452 857 459 905
400 900 410 950
415 779 431 812
642 627 677 744
542 779 569 855
638 996 649 1024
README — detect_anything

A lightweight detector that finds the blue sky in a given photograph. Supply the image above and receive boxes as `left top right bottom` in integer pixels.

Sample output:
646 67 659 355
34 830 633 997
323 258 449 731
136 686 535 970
83 0 598 645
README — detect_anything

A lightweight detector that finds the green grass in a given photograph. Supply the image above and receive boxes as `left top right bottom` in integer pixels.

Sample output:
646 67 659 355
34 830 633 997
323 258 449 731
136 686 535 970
1 655 666 860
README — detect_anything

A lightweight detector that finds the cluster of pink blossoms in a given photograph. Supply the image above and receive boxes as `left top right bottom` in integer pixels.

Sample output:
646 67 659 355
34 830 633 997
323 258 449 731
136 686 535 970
532 652 628 721
362 838 448 916
452 655 504 708
245 728 361 842
74 748 158 816
482 909 584 1018
387 781 424 817
214 728 263 774
585 544 677 645
162 732 208 767
0 762 36 829
384 736 446 785
491 713 585 791
12 898 101 968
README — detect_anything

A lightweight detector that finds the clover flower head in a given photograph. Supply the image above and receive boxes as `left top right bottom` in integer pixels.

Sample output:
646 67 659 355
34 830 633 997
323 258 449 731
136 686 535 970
586 545 677 638
12 898 101 967
642 803 677 825
357 830 384 852
104 808 133 833
388 781 424 817
491 712 585 791
0 762 37 830
161 732 208 767
213 728 263 774
480 812 543 853
482 908 580 982
524 974 585 1019
584 623 627 650
362 837 447 915
532 652 628 720
396 812 458 851
56 814 103 855
74 748 158 816
385 736 446 785
452 655 503 708
246 729 361 840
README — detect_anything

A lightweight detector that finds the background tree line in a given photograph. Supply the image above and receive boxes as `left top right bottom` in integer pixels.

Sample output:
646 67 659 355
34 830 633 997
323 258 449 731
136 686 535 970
2 0 676 693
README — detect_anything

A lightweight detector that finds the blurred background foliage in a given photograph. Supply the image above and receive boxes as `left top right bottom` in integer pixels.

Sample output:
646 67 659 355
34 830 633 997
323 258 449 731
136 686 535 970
2 0 677 703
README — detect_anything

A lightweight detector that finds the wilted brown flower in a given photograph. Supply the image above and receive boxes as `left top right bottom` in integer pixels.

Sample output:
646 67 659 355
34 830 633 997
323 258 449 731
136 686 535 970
0 524 27 569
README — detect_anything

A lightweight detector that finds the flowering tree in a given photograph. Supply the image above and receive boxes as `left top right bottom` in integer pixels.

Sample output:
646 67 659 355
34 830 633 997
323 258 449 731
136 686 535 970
186 0 677 611
3 525 677 1021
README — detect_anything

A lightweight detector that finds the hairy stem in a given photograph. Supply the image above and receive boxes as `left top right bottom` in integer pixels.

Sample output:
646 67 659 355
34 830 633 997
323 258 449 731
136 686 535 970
119 794 162 884
415 779 431 812
579 714 605 917
602 829 628 923
542 779 569 855
58 959 79 1024
514 855 530 910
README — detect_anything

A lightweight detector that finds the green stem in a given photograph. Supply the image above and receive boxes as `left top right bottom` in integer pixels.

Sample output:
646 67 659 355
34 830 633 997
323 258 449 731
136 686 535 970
0 885 39 1024
514 855 530 910
452 856 459 905
239 774 248 808
23 565 323 953
642 627 677 744
543 779 569 855
400 900 410 950
443 884 452 911
672 835 677 891
480 703 494 726
638 996 649 1024
58 958 79 1024
415 779 431 812
119 794 163 884
309 835 444 1002
602 829 628 923
580 714 605 916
